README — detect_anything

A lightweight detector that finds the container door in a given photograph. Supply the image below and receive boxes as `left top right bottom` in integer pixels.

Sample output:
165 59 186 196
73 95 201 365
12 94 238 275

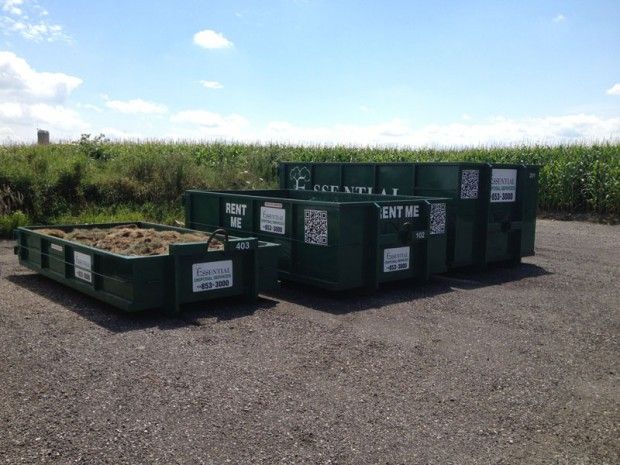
413 164 482 267
374 200 435 285
292 205 344 287
255 199 293 272
520 166 539 256
170 242 259 312
486 166 522 262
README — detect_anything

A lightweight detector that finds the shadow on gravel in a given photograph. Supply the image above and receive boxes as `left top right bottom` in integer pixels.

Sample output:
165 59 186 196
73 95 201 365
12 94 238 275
266 278 454 315
266 262 551 315
435 262 552 289
7 273 277 333
8 262 550 323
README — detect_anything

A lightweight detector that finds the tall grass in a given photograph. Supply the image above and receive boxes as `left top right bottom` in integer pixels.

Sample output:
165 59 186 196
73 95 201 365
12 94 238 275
0 138 618 235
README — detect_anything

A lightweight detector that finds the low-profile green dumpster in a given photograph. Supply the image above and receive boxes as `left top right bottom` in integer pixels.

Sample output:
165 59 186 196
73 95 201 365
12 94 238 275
279 162 539 268
184 189 449 290
14 222 280 314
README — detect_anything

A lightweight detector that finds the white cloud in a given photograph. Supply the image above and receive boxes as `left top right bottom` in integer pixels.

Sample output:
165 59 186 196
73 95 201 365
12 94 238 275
8 19 69 42
262 118 416 145
265 120 331 142
0 126 16 138
0 102 88 131
193 29 233 49
76 103 103 113
1 52 618 147
552 14 566 23
170 110 248 138
28 110 620 146
0 51 88 142
0 102 23 119
259 114 620 147
376 118 410 137
1 1 69 42
2 0 24 16
606 83 620 96
27 103 87 129
403 114 620 146
200 80 224 89
0 51 82 102
104 98 168 115
99 127 146 140
171 110 248 127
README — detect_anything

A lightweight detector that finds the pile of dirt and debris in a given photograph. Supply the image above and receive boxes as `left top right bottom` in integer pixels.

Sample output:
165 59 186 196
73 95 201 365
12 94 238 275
37 224 223 256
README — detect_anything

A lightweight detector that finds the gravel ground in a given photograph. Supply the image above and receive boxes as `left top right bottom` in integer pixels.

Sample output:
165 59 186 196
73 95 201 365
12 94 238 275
0 219 618 465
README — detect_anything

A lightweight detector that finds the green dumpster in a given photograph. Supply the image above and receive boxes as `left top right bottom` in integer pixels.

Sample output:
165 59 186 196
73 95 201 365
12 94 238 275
278 162 539 268
184 189 449 291
14 222 280 314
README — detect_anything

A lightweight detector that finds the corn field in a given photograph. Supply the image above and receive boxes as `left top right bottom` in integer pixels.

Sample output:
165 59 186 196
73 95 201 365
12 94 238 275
0 139 618 235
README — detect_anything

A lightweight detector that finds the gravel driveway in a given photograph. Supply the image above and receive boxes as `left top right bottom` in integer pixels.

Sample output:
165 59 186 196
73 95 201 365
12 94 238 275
1 219 618 464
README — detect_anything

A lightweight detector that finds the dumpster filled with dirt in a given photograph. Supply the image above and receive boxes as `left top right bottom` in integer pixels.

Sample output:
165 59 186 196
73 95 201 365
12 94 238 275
14 222 280 314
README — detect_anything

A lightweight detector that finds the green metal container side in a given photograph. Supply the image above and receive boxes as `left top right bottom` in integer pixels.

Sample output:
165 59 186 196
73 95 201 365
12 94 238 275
184 189 449 291
278 162 539 268
14 222 280 314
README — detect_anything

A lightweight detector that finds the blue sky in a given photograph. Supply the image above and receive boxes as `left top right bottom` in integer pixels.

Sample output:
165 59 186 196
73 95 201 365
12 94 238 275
1 0 619 145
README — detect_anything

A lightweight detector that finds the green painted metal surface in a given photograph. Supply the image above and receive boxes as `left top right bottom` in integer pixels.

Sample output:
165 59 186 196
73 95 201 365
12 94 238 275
278 162 539 268
184 189 449 291
14 222 280 314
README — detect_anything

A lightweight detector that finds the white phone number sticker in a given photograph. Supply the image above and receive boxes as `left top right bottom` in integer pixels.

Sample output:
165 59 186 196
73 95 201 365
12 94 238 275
74 251 92 283
383 246 410 273
260 206 286 235
192 260 233 292
491 168 517 203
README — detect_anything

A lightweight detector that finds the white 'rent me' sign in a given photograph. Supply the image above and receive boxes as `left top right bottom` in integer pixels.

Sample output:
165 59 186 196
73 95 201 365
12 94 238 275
490 168 517 203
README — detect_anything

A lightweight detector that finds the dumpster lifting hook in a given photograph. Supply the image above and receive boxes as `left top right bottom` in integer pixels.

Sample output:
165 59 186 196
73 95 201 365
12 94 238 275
206 228 229 249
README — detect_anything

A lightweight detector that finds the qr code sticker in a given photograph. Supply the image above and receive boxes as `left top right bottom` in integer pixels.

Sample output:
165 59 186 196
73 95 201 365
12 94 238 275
304 209 328 246
430 203 446 235
461 169 479 199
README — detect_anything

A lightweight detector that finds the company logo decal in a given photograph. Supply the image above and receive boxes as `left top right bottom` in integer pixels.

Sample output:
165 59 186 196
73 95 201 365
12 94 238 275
289 166 311 189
